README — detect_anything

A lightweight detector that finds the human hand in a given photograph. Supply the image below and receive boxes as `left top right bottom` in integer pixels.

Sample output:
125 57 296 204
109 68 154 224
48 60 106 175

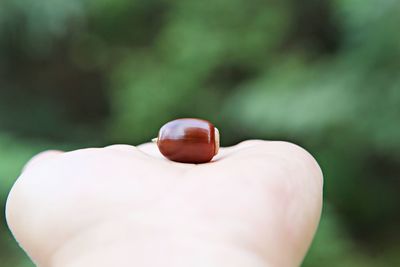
6 140 323 267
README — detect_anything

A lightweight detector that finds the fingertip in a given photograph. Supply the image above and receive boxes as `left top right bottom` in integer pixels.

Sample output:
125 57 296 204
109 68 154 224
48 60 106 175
23 150 63 173
274 141 324 189
233 140 324 188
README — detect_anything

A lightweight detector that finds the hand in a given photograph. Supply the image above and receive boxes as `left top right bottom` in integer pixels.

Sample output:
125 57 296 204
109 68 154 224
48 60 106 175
6 140 323 267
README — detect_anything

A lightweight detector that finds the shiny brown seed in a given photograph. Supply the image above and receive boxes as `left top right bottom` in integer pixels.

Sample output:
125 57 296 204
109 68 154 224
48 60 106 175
155 118 219 163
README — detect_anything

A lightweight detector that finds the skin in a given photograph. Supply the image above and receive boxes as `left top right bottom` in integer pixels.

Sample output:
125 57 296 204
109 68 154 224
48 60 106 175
6 140 323 267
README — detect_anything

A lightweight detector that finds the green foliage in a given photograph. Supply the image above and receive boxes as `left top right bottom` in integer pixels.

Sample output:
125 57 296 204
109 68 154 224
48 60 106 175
0 0 399 265
305 206 400 267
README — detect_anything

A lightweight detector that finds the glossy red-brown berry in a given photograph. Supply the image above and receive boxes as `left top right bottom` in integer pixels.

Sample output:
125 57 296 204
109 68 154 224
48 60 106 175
155 118 220 163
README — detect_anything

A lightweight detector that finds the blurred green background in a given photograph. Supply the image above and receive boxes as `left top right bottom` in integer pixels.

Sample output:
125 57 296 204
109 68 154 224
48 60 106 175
1 0 400 266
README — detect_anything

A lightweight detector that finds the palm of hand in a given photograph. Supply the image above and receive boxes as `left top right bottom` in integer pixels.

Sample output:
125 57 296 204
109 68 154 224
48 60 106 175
6 140 322 267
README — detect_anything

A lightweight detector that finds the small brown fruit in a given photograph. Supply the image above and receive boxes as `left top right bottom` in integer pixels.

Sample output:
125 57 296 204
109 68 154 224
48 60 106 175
155 118 219 163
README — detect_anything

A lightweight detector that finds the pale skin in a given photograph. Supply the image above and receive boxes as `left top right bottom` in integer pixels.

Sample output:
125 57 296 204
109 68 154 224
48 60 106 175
6 140 323 267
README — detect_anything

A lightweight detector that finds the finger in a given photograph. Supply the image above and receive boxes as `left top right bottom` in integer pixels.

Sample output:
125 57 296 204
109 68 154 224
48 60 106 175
23 150 63 172
136 142 164 159
104 144 144 155
150 139 323 266
104 144 162 161
106 144 195 171
223 140 323 266
213 140 268 160
106 143 166 160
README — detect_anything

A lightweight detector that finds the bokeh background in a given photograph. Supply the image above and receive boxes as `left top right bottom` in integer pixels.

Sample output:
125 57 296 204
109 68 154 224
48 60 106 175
1 0 399 266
